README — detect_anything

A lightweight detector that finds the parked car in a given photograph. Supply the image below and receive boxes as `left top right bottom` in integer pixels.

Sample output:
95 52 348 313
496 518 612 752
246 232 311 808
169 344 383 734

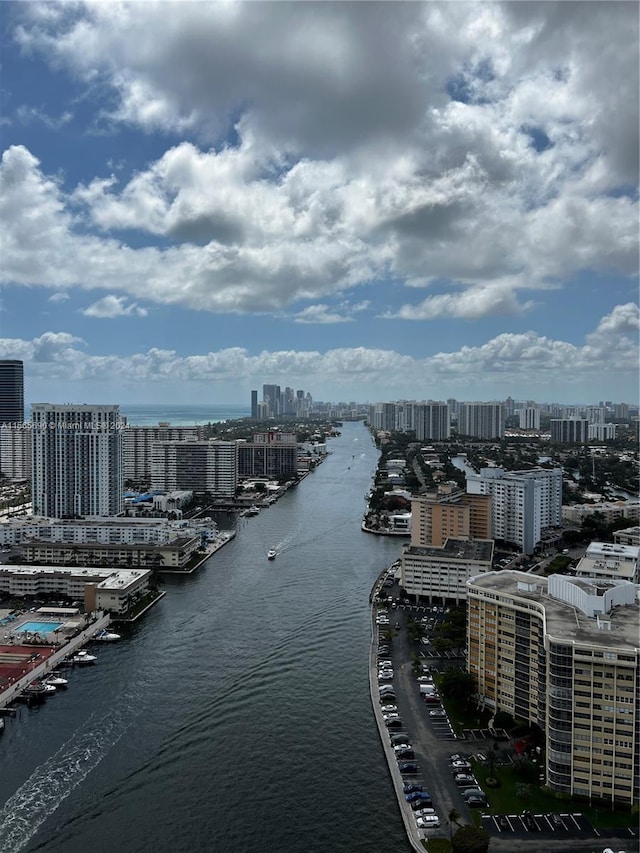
451 760 472 770
393 743 413 752
413 807 436 818
398 762 419 774
462 787 486 799
385 718 403 729
466 795 486 807
406 792 432 805
416 816 440 829
391 735 411 746
380 704 398 713
429 709 446 717
454 775 476 786
395 749 415 760
402 783 423 794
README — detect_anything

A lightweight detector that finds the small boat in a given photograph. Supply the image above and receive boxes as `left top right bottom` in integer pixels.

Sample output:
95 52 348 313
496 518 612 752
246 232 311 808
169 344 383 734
94 629 121 642
267 548 277 560
39 682 57 695
0 718 4 734
71 650 97 665
45 674 68 688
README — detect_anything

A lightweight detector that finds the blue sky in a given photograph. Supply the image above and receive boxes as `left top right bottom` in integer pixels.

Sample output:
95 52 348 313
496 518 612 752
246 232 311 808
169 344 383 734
0 2 638 406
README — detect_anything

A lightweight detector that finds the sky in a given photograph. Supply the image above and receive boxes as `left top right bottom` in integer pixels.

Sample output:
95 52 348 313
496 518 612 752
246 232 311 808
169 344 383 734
0 1 638 407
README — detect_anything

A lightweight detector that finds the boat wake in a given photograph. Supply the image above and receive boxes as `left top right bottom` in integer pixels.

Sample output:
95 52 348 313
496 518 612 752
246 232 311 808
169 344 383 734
0 704 133 852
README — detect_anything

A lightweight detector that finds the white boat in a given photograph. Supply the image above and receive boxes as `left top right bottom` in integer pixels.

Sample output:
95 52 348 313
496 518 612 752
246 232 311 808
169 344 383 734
45 674 68 688
94 629 121 642
267 548 277 560
71 650 97 665
40 682 57 694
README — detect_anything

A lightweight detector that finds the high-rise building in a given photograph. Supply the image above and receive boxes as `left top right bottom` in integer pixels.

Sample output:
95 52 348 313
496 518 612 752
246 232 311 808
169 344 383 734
0 360 24 424
151 440 237 498
31 404 123 517
518 407 540 431
588 423 617 441
550 418 589 443
466 467 562 554
251 390 258 419
410 487 491 547
262 384 281 417
122 423 203 481
458 403 505 439
467 571 639 806
0 360 26 480
414 402 450 441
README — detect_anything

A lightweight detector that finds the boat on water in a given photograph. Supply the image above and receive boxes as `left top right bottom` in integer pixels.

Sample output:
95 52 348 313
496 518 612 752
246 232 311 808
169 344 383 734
0 718 4 734
267 548 277 560
71 650 97 665
94 629 121 642
45 674 68 688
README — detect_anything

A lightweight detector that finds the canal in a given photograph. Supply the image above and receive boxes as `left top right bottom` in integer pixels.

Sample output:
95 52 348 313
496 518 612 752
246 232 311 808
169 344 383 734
0 421 411 853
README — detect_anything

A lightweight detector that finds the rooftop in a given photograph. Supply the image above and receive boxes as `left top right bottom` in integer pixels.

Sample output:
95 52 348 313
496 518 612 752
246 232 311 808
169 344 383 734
406 538 494 563
468 570 639 651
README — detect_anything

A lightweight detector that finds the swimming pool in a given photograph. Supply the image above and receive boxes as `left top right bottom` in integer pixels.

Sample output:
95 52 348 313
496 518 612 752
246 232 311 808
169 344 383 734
15 621 64 634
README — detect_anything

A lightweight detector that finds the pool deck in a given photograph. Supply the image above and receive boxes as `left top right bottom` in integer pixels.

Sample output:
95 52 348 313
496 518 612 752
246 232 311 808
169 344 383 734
0 613 111 710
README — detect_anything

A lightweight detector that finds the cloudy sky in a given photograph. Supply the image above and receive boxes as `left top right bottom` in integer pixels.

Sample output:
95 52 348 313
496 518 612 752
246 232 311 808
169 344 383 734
0 1 638 407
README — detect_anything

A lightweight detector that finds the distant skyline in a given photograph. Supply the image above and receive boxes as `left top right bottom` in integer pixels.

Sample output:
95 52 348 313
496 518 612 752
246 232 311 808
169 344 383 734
0 2 638 405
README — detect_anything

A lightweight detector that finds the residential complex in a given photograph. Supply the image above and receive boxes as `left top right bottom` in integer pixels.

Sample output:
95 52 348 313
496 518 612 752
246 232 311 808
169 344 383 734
457 403 505 439
122 423 203 481
574 542 639 584
518 407 541 431
31 404 123 518
238 442 298 479
550 418 590 443
400 538 494 603
466 467 562 554
151 440 238 498
410 486 491 547
562 500 640 526
414 402 450 441
0 564 151 615
467 570 639 807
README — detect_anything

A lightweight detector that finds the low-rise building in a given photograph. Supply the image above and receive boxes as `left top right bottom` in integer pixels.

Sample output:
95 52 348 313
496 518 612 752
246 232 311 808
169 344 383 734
614 526 640 547
574 542 639 584
401 538 494 603
562 500 640 526
0 564 151 614
20 537 200 570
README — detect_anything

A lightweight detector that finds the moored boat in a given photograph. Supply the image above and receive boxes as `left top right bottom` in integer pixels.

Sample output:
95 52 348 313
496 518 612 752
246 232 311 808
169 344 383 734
45 674 69 688
71 650 97 665
94 629 121 642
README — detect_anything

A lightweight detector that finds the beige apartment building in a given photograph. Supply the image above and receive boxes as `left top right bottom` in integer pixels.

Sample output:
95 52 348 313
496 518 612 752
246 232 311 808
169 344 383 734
467 570 639 806
410 486 492 547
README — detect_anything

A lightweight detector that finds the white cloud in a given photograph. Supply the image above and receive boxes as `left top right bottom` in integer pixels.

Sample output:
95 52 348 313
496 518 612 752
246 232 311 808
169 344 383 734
2 2 637 323
1 305 636 398
293 305 353 325
82 295 148 318
48 292 69 303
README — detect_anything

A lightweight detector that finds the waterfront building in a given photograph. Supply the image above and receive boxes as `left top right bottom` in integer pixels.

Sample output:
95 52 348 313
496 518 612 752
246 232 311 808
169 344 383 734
400 538 494 603
0 359 26 480
238 442 298 479
31 404 123 518
0 564 151 615
467 570 639 806
253 431 297 444
458 403 505 439
574 542 639 584
550 418 590 443
151 440 237 498
410 486 491 547
562 500 640 526
414 402 450 441
20 537 200 570
466 467 562 554
0 514 215 546
122 423 203 481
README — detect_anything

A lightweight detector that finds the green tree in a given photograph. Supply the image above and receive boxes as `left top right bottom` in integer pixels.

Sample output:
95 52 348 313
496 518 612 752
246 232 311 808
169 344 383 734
439 670 476 708
451 824 490 853
448 808 462 844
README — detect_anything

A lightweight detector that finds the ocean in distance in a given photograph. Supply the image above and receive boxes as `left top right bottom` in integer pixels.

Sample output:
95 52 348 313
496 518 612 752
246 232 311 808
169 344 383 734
120 403 250 426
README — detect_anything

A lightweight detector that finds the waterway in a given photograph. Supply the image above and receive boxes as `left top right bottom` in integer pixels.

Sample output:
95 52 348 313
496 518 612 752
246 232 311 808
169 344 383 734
0 422 409 853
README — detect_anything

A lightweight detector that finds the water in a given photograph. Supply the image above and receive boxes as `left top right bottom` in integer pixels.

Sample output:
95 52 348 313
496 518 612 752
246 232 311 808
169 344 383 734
120 404 250 426
14 622 64 635
0 422 409 853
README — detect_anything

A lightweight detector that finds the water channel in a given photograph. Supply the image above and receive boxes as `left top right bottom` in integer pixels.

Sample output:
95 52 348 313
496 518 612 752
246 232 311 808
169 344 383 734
0 422 411 853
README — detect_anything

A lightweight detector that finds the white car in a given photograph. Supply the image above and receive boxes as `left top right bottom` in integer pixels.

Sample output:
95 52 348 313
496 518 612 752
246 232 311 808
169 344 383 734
382 713 400 721
429 709 446 717
378 671 394 681
378 660 393 668
380 704 398 713
414 808 436 818
416 816 440 829
416 676 434 683
393 743 413 752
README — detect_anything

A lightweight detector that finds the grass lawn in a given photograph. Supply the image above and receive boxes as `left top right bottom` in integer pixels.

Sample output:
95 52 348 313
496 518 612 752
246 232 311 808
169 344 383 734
470 760 637 830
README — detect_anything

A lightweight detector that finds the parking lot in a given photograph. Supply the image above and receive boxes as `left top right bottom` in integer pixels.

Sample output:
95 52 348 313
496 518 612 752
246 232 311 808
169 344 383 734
371 569 639 852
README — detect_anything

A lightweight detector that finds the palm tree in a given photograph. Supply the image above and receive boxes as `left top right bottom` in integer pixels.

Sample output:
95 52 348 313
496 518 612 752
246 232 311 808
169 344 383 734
448 807 462 845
